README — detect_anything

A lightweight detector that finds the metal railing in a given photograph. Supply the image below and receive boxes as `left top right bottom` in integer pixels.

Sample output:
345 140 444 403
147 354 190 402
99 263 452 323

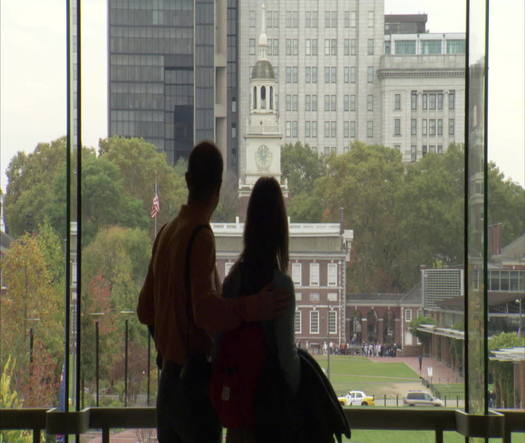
1 407 523 443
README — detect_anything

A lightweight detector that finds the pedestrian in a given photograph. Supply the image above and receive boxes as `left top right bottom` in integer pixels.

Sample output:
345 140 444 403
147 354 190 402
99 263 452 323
137 142 289 443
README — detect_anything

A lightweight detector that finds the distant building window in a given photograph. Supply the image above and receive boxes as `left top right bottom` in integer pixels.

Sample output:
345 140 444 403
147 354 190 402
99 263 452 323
437 144 443 154
286 11 299 28
267 11 279 28
437 119 443 136
306 11 319 28
411 119 417 136
367 66 375 83
344 11 350 28
312 121 318 137
295 311 302 333
367 39 374 55
449 118 455 136
310 293 320 303
327 293 338 302
310 263 320 286
422 145 428 156
324 39 337 56
429 119 436 136
422 93 428 110
449 90 456 110
411 145 417 162
305 121 311 137
286 39 299 56
367 95 374 111
306 39 318 56
422 119 428 135
328 263 338 286
296 292 302 302
367 121 374 138
429 93 436 110
325 10 337 28
350 11 357 27
344 39 350 56
285 121 291 138
350 95 356 111
405 308 412 322
344 95 349 112
394 144 401 151
429 145 436 154
350 121 356 138
395 40 416 55
249 38 256 55
422 40 442 55
291 121 298 137
310 311 320 334
437 93 444 110
394 118 401 136
394 93 401 110
351 66 357 83
344 121 350 138
385 40 391 54
368 10 375 28
231 123 237 139
411 91 417 110
292 263 302 285
249 10 256 28
447 39 465 54
328 311 337 334
225 262 233 276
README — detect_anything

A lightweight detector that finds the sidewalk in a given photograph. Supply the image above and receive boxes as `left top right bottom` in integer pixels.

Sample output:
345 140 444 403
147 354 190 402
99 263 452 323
369 355 463 384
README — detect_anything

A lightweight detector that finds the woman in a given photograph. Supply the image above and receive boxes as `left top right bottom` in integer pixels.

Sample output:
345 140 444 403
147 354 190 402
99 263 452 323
221 176 300 443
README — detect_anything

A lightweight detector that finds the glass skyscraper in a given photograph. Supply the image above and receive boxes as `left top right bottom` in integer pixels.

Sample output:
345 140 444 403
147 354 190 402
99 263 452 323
108 0 230 166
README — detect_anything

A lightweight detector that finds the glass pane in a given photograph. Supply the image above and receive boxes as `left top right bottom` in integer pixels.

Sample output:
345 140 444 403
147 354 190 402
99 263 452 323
486 0 525 413
465 0 489 425
0 0 67 415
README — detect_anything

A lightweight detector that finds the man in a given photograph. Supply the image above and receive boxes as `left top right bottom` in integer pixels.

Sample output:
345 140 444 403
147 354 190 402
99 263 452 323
137 141 288 442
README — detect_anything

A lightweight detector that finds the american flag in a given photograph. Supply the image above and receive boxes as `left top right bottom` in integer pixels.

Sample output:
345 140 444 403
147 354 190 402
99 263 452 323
151 193 160 218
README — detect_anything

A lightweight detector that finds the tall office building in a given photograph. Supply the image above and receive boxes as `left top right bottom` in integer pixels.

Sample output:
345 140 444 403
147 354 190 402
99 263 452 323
238 0 465 163
108 0 230 166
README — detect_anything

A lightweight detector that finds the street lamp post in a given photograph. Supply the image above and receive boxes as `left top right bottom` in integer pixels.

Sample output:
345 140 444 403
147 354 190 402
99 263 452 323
120 310 134 407
90 312 104 407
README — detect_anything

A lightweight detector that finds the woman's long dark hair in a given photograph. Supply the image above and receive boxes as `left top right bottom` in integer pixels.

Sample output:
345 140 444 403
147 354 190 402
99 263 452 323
236 177 289 295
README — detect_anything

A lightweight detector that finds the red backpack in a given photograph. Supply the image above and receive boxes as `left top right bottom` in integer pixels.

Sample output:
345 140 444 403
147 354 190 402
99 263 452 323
209 322 267 428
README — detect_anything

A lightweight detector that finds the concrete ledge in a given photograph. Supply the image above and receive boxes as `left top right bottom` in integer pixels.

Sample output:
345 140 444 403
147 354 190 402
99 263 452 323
455 409 505 438
45 408 90 435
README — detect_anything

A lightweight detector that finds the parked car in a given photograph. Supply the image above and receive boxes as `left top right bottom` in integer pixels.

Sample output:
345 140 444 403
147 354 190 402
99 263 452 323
338 390 375 406
403 391 444 407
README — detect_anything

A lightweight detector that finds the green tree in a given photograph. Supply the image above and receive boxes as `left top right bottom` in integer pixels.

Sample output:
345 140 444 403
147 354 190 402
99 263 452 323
99 137 187 232
409 316 436 343
1 234 63 406
315 142 405 292
81 226 151 386
281 142 326 222
397 144 465 288
0 358 31 442
4 138 66 236
488 163 525 246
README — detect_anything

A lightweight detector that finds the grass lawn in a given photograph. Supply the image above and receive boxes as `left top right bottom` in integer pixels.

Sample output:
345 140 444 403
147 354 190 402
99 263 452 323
432 383 465 400
313 355 420 396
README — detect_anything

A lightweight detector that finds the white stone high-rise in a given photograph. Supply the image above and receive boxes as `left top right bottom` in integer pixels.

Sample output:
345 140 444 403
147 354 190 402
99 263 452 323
237 1 465 164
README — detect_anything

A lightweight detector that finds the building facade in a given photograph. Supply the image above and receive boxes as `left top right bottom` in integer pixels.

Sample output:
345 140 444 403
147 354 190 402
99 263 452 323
214 11 354 349
107 0 229 166
237 0 465 164
213 222 353 350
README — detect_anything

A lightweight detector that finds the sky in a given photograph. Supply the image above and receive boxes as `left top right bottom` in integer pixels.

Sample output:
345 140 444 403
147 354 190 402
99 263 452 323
1 0 524 191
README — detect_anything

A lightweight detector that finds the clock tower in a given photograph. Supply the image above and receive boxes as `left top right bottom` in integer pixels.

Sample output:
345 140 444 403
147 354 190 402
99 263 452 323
239 2 287 219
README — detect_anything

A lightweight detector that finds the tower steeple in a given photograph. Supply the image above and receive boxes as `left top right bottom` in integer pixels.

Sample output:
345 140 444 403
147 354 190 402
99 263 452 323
258 3 268 59
239 1 287 220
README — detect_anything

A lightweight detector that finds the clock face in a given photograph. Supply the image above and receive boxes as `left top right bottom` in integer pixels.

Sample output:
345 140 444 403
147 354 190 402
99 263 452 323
255 144 272 171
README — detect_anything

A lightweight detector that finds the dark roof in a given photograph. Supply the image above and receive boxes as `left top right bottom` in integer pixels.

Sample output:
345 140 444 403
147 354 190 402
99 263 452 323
251 60 275 80
384 14 428 23
346 285 421 305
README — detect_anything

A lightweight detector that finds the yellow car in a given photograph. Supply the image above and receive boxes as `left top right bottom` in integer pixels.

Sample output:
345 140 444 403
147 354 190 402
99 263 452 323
338 390 375 406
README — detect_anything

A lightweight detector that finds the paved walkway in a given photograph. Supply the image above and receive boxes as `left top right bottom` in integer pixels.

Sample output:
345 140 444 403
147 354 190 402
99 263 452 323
83 429 156 442
369 355 463 384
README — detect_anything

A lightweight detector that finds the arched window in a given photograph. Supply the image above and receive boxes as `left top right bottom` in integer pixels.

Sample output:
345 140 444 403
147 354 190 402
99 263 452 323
269 86 273 109
253 86 257 109
261 86 266 109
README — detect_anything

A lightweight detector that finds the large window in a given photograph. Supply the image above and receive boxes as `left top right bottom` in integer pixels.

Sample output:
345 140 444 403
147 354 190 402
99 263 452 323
2 2 524 440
